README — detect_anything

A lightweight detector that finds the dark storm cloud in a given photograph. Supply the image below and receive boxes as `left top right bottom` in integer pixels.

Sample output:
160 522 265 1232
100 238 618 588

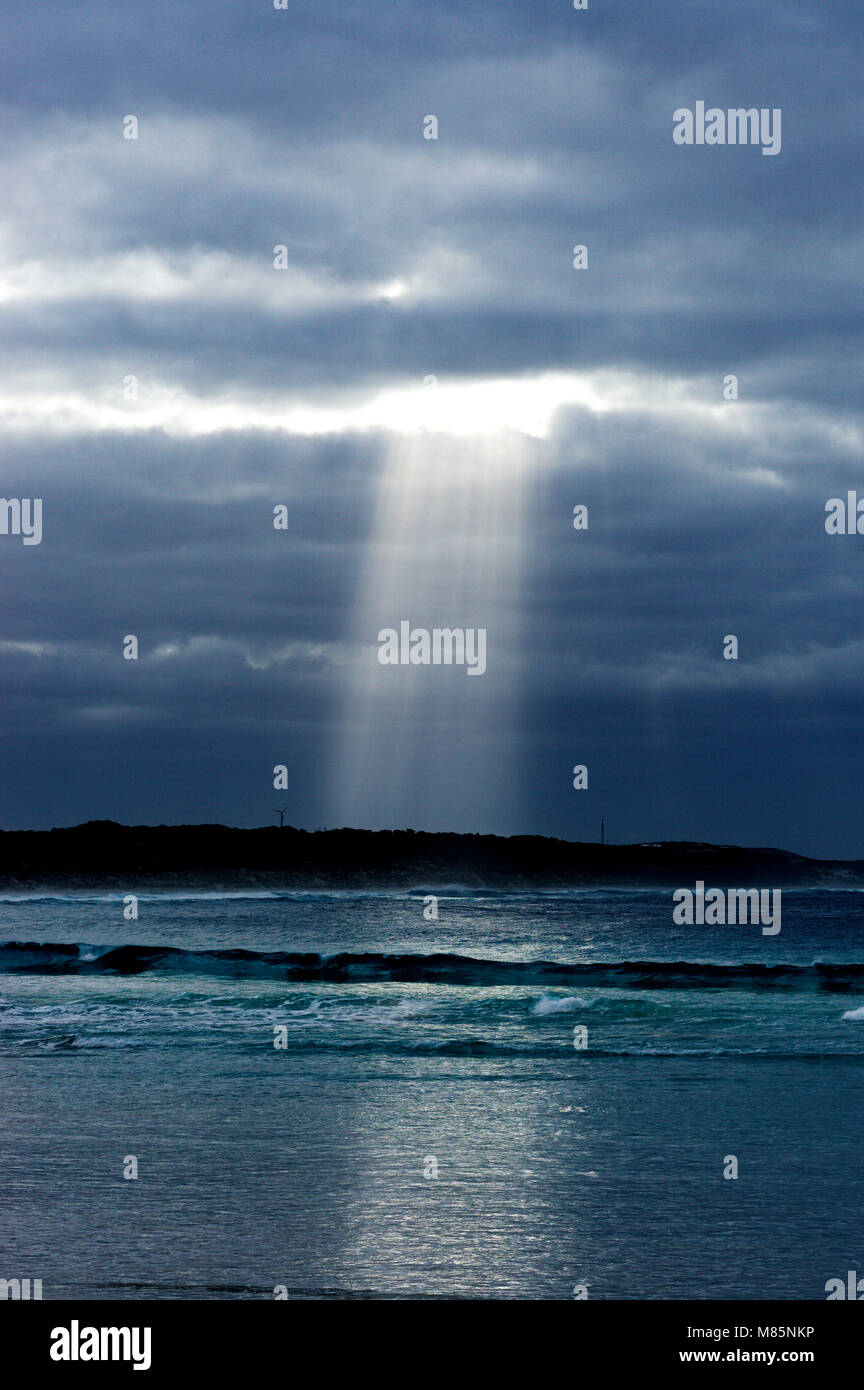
1 0 862 853
1 0 861 396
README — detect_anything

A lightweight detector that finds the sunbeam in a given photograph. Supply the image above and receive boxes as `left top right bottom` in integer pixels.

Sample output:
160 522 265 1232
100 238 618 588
330 427 533 832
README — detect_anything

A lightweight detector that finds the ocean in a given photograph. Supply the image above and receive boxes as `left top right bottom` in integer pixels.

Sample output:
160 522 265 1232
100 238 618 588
1 888 863 1300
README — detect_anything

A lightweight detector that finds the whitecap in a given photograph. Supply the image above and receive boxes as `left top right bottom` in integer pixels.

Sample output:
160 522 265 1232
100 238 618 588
531 994 589 1016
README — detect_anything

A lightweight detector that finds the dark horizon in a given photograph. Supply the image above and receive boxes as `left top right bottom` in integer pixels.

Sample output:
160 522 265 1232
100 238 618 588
3 818 863 890
3 812 860 857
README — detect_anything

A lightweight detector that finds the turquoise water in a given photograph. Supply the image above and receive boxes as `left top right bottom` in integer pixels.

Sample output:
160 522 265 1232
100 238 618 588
1 889 862 1298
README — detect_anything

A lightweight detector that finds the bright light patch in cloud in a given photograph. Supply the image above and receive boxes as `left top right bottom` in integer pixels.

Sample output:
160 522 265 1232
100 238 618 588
0 368 825 450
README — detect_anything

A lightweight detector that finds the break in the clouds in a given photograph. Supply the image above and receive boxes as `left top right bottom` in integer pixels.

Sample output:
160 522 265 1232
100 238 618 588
1 0 863 857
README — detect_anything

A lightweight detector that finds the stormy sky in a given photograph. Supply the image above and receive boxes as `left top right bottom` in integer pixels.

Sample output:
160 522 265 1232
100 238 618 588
1 0 863 857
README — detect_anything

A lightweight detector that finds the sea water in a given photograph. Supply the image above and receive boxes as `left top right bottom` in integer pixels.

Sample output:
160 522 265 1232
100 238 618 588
1 889 862 1299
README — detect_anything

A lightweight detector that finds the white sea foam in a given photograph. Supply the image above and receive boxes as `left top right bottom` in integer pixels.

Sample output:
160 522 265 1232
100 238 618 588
531 994 589 1016
282 996 438 1026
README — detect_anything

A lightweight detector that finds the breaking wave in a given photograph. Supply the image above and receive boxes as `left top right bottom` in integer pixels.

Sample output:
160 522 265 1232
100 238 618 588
2 941 864 990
